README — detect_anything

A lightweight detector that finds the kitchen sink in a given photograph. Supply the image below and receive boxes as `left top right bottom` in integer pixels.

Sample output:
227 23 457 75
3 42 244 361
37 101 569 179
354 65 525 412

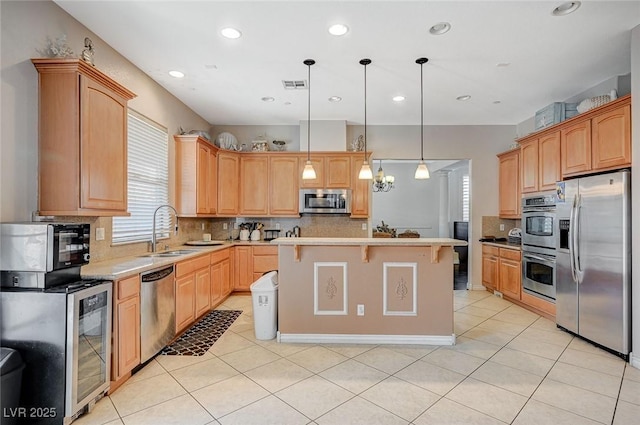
142 249 200 258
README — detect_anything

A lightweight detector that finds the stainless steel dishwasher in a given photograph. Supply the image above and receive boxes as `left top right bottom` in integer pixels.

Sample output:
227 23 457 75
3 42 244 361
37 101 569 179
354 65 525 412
140 265 175 363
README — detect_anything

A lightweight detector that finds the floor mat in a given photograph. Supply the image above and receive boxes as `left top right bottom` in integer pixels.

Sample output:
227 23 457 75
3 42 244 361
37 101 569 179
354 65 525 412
160 309 242 356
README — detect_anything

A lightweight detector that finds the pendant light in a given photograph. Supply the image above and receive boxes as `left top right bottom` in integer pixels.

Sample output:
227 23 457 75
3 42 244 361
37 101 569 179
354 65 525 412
358 58 373 180
302 59 317 180
415 57 430 179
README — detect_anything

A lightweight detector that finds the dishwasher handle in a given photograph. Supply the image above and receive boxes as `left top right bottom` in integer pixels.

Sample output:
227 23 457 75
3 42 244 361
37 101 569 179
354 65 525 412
141 265 175 282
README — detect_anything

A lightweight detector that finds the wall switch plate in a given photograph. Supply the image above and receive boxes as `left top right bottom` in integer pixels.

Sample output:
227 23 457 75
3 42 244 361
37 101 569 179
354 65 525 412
95 227 105 241
500 224 505 231
233 222 239 229
362 223 367 230
223 223 228 230
357 304 365 316
201 222 205 230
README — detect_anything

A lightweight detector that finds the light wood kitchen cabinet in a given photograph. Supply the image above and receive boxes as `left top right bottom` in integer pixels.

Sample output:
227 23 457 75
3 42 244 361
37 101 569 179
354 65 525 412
298 154 354 189
234 246 253 291
112 275 140 381
561 96 631 178
591 104 631 171
497 149 520 218
252 245 278 282
175 254 210 333
561 119 591 177
233 245 278 291
269 156 300 216
195 267 211 318
33 58 136 216
325 156 351 188
482 245 499 291
239 155 269 216
299 156 325 188
210 248 232 307
350 154 371 218
175 274 196 333
498 248 521 300
217 152 240 216
520 132 560 193
175 134 218 216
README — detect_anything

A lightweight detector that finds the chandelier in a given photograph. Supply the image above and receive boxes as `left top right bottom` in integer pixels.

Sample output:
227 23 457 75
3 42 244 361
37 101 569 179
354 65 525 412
373 160 394 192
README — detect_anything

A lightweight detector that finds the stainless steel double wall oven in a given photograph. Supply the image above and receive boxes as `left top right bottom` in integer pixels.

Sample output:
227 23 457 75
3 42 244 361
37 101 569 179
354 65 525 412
521 192 557 302
1 223 112 425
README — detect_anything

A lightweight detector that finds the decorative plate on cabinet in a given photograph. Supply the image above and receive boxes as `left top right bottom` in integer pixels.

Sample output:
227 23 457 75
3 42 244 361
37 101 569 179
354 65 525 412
215 132 238 150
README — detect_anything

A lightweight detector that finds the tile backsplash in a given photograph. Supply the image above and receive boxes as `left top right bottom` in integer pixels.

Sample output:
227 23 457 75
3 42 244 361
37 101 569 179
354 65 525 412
482 216 521 239
48 215 367 263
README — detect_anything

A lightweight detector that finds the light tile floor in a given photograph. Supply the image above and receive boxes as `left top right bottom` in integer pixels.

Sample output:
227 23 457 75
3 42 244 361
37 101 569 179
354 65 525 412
75 290 640 425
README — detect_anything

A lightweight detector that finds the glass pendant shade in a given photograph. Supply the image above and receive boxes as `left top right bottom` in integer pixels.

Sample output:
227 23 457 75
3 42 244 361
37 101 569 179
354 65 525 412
302 59 316 180
358 162 373 180
302 160 317 180
414 161 430 179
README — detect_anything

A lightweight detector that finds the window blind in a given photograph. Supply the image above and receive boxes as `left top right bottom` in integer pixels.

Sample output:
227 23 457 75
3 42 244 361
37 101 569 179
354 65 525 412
112 111 170 244
462 174 470 222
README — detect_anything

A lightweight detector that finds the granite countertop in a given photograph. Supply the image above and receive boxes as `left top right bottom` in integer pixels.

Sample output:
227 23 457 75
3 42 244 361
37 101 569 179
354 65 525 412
82 240 274 280
272 237 468 247
481 241 522 250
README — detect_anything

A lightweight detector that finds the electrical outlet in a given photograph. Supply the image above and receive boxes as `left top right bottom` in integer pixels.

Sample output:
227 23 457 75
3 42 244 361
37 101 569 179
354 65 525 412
362 223 367 230
500 224 505 231
201 222 205 230
275 223 280 230
357 304 365 316
95 227 105 241
233 222 239 229
494 291 503 299
223 223 228 230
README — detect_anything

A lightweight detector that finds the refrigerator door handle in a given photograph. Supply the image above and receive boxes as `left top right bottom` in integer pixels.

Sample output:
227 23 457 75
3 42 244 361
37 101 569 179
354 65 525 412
575 193 583 283
569 194 578 283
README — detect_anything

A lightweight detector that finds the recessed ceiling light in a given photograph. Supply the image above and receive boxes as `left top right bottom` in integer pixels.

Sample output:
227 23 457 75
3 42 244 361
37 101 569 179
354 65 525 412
493 100 502 104
429 22 451 35
392 95 406 102
496 62 511 68
456 95 471 101
328 96 342 102
168 70 184 78
221 27 242 39
552 2 581 16
328 24 349 36
261 96 275 102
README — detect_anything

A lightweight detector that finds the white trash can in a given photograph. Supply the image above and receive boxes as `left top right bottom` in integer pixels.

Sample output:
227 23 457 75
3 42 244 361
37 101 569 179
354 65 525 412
250 271 278 340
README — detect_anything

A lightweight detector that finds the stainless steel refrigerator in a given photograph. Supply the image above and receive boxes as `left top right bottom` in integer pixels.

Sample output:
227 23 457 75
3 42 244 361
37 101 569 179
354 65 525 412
555 170 631 359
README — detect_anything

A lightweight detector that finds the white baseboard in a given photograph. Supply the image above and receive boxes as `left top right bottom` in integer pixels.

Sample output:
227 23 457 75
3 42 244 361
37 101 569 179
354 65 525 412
277 332 456 345
630 351 640 369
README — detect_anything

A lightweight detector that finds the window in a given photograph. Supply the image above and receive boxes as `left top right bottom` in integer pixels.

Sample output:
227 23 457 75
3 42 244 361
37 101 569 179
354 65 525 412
462 174 470 221
112 111 170 244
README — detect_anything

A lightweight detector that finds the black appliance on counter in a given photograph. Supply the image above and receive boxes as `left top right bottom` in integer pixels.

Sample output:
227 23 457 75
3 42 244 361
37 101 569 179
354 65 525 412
0 222 112 425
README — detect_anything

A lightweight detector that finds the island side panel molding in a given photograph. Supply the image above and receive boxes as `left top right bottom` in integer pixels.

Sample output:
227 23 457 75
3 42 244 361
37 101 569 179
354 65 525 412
383 262 417 316
314 262 348 315
277 244 454 340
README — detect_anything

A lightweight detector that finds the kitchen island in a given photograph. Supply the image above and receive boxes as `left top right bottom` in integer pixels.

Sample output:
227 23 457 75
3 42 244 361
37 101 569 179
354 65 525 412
272 237 467 345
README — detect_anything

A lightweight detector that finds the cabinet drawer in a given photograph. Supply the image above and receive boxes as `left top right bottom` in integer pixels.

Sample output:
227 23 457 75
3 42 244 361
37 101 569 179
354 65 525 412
499 248 521 261
253 255 278 273
117 275 140 301
210 248 230 264
176 254 210 277
253 245 277 256
482 245 500 256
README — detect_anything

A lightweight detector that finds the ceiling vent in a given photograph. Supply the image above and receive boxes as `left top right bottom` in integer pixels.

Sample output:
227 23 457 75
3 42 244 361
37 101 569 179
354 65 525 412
282 80 307 89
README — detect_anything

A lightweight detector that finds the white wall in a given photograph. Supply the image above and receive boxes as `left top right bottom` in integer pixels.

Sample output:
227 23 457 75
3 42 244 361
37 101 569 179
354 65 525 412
630 24 640 370
0 0 210 222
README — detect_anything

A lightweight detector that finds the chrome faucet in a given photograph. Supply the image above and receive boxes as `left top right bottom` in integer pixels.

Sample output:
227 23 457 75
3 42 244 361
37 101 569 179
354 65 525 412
151 204 178 252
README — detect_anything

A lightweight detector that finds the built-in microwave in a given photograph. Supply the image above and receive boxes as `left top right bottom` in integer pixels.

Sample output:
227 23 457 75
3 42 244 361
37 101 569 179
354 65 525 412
299 189 351 214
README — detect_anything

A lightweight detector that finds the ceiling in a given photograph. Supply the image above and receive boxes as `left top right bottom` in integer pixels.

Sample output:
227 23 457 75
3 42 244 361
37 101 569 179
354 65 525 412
55 1 639 126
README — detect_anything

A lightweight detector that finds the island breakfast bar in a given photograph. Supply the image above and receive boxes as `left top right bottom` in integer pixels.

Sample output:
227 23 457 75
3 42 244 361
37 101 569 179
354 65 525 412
272 237 468 345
